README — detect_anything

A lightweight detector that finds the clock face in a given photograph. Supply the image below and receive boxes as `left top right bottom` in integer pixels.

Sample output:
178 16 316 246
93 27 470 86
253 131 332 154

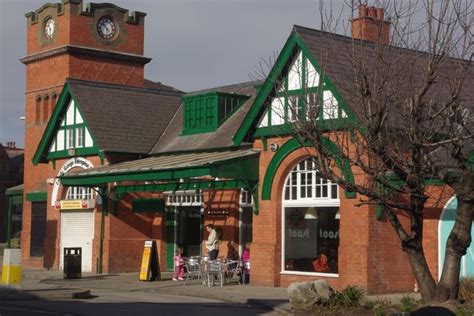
44 18 55 39
97 17 116 39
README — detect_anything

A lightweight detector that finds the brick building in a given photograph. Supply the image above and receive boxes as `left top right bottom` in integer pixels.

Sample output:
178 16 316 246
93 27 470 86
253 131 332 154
21 0 472 294
0 142 24 244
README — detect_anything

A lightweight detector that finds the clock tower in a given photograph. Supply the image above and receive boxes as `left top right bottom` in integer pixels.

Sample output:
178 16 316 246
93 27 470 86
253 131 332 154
21 0 150 268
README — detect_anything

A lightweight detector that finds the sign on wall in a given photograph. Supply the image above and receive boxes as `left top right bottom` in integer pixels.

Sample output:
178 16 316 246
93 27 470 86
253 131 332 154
50 157 94 206
55 199 95 210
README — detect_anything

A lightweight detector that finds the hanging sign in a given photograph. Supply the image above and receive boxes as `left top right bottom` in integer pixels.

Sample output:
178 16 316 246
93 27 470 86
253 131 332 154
139 240 160 281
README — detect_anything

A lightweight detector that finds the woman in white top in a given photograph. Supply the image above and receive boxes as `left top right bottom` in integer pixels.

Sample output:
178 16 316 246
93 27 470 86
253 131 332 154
205 224 220 260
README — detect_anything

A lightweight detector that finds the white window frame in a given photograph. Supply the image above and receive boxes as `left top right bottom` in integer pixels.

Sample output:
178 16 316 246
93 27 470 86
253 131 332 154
65 186 93 200
76 127 84 148
281 157 340 277
166 190 204 206
66 128 74 149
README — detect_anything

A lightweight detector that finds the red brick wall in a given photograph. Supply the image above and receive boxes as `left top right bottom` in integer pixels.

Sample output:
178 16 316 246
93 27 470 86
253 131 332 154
250 136 451 293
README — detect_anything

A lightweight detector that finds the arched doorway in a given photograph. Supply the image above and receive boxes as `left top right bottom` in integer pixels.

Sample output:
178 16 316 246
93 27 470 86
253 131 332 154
438 197 474 279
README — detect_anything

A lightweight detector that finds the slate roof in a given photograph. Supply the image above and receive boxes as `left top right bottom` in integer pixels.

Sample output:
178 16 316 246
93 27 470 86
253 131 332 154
151 80 262 154
67 79 183 155
293 25 474 155
143 79 184 94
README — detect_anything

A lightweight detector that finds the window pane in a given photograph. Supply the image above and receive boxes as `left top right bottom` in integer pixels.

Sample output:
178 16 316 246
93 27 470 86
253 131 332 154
331 184 338 199
284 207 339 273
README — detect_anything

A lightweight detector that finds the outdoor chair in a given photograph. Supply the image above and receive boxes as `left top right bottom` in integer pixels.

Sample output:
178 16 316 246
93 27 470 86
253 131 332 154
206 260 226 287
223 260 241 285
183 257 201 285
242 260 250 284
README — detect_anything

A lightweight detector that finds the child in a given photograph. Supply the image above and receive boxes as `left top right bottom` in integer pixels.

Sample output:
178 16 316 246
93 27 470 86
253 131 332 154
172 247 185 281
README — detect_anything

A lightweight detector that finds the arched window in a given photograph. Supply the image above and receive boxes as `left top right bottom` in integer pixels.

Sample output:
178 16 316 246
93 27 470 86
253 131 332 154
65 186 93 200
43 94 50 123
35 95 42 124
282 157 340 275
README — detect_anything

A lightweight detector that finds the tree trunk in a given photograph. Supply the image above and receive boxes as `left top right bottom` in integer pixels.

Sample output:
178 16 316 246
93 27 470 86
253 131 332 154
404 240 437 300
434 172 474 301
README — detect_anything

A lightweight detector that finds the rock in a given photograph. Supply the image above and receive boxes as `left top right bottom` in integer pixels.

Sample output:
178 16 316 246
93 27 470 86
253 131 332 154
311 279 333 303
288 280 333 310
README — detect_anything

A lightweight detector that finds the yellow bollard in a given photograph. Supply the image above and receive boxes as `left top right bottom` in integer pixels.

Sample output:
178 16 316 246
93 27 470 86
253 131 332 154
1 249 22 286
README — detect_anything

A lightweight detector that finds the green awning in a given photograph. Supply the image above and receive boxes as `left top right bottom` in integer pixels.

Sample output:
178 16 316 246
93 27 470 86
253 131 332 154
59 149 260 186
26 191 47 202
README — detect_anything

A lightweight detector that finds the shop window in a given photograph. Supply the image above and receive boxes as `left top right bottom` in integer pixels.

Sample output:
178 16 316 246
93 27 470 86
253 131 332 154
282 158 340 275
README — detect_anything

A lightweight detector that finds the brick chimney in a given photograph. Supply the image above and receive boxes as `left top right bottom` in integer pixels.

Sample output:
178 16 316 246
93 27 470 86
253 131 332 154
352 4 390 45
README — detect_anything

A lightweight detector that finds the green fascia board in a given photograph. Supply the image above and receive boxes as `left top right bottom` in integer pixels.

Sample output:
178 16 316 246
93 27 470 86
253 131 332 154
254 125 293 138
261 137 356 200
46 146 100 160
254 119 353 138
116 180 255 195
32 82 101 165
26 191 47 202
182 91 219 101
60 153 259 186
233 31 359 146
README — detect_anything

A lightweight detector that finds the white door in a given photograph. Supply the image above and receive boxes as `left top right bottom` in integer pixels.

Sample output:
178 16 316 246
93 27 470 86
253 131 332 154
60 210 95 272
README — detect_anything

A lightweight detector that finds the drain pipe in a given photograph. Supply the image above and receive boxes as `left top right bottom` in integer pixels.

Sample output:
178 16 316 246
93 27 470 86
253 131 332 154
98 186 108 274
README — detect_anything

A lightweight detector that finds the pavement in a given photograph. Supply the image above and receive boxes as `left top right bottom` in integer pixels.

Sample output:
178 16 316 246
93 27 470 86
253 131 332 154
1 263 292 315
1 253 421 315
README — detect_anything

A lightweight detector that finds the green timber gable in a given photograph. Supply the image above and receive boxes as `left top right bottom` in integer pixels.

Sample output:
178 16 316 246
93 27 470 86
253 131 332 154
32 82 100 165
233 30 357 145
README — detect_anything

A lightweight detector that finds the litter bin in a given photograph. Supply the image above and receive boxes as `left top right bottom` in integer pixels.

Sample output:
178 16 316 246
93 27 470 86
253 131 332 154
64 247 82 279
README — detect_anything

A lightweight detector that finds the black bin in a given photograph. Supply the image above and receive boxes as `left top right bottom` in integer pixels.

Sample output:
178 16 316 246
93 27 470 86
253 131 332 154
64 247 82 279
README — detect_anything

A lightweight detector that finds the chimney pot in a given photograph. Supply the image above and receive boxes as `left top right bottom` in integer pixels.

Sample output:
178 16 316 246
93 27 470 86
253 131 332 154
359 4 368 18
368 7 377 18
352 4 391 45
376 8 384 20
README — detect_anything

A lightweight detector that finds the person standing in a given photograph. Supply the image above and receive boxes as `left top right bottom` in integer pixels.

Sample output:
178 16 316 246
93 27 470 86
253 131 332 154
205 224 220 260
241 242 251 284
172 247 185 281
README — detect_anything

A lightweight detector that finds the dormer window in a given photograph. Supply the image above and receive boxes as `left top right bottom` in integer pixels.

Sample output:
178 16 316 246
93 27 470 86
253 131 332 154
182 92 249 135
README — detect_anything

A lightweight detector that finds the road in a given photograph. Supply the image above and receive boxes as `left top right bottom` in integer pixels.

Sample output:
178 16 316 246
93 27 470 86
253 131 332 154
0 289 277 315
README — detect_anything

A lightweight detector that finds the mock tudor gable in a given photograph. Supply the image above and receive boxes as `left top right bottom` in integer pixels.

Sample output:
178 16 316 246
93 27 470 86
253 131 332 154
33 79 183 164
233 26 357 146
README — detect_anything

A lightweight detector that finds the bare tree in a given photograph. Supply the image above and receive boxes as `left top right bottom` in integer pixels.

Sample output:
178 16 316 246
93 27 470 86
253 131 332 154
257 0 472 301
